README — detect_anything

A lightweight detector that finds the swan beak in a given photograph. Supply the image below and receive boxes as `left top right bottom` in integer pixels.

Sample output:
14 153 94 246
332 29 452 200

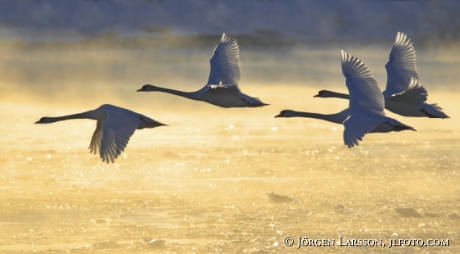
136 88 143 92
313 94 320 98
274 114 282 118
34 120 40 124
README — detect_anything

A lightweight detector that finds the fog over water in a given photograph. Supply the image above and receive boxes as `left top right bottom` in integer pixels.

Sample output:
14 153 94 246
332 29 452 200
0 1 460 253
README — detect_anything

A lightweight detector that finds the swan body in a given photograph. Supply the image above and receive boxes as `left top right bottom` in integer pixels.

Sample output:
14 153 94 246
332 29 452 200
35 104 166 163
137 33 268 108
314 32 449 119
340 50 415 148
275 109 407 134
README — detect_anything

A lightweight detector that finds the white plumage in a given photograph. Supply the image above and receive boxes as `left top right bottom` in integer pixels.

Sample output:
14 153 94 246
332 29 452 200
314 32 449 119
137 33 268 108
341 50 415 148
275 51 415 148
35 104 166 163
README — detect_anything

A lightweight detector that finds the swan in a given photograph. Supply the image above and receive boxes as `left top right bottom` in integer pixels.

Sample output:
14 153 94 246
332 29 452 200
35 104 167 163
137 33 269 108
332 50 415 148
275 108 410 133
275 109 349 124
275 51 416 147
340 50 415 147
313 32 449 119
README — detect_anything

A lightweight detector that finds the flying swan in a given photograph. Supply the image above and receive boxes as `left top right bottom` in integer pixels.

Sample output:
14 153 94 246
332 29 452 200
314 32 449 118
35 104 167 163
276 51 416 148
340 50 416 147
137 33 269 108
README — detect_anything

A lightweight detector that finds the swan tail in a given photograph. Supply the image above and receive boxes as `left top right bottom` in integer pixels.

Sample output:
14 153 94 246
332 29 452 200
421 103 450 118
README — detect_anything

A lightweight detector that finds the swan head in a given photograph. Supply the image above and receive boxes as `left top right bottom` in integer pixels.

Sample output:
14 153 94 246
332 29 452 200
275 110 296 118
314 90 334 98
35 117 52 124
137 84 156 92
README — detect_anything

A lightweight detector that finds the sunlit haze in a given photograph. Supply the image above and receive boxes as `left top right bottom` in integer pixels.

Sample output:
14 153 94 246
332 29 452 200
1 1 459 253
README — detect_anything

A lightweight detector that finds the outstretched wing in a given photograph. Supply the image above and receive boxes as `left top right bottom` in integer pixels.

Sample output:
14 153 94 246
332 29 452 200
89 120 103 155
341 50 384 115
207 33 241 86
386 78 427 105
99 111 140 163
383 32 418 98
343 114 382 148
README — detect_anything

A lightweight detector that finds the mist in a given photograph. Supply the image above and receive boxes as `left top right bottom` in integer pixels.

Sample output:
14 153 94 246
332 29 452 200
1 1 460 253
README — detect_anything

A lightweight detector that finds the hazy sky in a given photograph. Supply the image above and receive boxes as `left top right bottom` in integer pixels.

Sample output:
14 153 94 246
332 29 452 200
0 0 458 44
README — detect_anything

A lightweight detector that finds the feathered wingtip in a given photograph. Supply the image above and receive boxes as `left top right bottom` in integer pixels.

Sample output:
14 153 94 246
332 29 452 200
341 49 347 63
344 136 361 149
220 33 236 44
395 31 411 46
341 50 360 67
341 50 359 69
340 50 372 80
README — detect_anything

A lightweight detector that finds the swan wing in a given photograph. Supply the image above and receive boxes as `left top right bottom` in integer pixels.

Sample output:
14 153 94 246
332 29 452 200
207 33 241 86
343 114 382 148
205 83 241 96
100 110 139 163
386 78 427 105
89 120 103 155
383 32 418 98
341 50 384 115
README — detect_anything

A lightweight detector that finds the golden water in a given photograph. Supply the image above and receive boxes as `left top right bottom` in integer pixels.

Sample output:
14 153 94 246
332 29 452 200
0 43 459 253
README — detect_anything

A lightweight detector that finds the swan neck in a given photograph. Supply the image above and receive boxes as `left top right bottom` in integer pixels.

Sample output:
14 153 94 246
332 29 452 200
149 86 195 99
45 111 100 123
290 111 347 124
329 91 349 99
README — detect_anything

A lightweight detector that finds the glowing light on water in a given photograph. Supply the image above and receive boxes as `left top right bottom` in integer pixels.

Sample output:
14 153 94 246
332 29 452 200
272 126 277 131
332 127 337 131
228 124 234 130
86 122 91 126
123 153 128 159
26 157 32 161
327 146 336 153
